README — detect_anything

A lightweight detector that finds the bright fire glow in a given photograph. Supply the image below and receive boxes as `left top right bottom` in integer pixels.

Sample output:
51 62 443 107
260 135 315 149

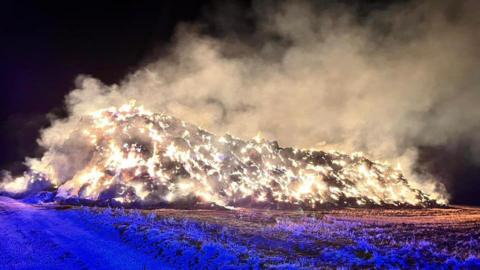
10 102 446 208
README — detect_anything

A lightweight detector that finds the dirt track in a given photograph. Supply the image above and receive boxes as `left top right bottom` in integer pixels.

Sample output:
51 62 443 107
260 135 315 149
0 196 164 270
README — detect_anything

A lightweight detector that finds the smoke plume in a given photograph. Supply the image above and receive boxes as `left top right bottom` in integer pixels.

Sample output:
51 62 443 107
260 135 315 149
3 0 480 202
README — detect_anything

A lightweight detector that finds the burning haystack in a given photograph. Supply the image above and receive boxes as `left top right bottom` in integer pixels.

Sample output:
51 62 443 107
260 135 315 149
1 103 443 208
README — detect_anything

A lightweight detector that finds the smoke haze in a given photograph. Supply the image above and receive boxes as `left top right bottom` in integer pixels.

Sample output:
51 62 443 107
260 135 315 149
8 0 480 200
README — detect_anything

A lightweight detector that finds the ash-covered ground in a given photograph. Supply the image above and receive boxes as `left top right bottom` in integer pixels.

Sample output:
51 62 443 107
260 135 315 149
1 196 478 269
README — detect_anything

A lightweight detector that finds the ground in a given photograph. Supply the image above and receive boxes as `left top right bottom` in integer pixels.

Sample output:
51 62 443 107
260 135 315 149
0 196 479 269
0 196 161 270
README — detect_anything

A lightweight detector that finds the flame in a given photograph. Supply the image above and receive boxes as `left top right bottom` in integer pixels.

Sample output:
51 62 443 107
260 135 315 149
14 103 446 208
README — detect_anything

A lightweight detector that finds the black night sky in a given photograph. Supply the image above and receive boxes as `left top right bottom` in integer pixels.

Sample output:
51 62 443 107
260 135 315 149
1 1 479 205
1 1 209 169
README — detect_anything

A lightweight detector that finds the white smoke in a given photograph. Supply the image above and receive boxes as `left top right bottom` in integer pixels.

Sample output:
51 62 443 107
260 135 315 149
4 0 480 201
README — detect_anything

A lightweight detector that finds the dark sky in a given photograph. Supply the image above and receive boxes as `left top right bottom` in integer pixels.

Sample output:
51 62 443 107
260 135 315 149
1 1 210 169
1 0 479 205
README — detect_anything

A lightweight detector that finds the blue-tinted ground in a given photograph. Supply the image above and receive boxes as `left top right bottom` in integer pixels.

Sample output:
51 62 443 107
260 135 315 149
0 196 479 270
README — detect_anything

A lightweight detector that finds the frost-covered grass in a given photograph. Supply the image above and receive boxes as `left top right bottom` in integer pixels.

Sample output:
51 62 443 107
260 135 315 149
77 207 480 269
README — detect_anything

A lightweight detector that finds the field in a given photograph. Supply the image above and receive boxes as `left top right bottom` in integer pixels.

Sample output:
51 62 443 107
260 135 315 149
0 196 479 269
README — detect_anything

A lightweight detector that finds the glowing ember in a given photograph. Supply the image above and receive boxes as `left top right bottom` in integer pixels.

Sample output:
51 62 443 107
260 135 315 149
3 102 445 208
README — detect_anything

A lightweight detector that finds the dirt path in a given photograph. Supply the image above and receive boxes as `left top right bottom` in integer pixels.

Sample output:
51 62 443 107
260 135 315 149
0 196 165 270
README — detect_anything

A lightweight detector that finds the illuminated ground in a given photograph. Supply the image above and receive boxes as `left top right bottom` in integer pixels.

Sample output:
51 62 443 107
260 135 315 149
0 196 479 269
